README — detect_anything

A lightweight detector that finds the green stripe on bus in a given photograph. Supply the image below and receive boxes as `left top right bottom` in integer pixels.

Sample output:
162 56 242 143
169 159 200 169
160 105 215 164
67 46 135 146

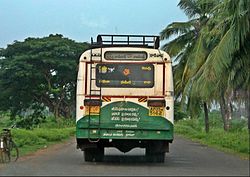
76 101 173 140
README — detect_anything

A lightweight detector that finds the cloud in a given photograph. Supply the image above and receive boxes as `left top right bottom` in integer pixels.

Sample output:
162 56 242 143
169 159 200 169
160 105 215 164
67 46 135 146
80 14 108 29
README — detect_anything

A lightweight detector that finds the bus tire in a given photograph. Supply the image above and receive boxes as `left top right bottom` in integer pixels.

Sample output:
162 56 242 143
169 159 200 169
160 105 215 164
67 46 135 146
93 147 104 162
145 154 154 162
146 144 165 163
145 147 155 162
146 152 165 163
84 148 94 162
84 147 104 162
155 152 165 163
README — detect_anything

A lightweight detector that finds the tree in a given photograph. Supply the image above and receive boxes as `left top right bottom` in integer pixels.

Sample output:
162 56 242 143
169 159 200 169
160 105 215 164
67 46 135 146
160 0 218 132
194 0 250 131
160 0 249 131
0 34 89 123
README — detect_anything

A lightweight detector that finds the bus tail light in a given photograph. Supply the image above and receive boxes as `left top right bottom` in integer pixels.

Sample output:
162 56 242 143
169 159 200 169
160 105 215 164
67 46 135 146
84 99 101 115
147 100 165 107
85 106 100 115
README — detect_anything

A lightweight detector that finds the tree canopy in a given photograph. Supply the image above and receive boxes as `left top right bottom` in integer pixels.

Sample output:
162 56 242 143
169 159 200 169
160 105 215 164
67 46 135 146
160 0 250 131
0 34 89 126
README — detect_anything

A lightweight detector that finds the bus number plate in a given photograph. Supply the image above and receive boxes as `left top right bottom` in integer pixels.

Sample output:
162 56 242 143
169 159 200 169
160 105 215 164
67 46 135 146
149 107 164 116
85 106 100 115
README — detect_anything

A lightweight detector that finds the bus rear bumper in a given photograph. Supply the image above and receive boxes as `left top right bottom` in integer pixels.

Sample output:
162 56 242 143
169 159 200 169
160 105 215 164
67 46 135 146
76 128 173 153
76 128 173 141
76 138 172 153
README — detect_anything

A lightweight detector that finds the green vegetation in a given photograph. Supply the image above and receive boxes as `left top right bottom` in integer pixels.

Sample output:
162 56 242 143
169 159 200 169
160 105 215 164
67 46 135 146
0 115 75 157
0 34 88 158
161 0 250 132
0 34 89 124
12 127 75 157
163 0 249 160
175 111 249 159
0 0 249 160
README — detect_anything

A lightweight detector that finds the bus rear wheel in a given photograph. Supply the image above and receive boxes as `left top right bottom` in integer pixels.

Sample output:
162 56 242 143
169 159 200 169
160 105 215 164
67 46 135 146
145 142 166 163
84 147 104 162
146 149 165 163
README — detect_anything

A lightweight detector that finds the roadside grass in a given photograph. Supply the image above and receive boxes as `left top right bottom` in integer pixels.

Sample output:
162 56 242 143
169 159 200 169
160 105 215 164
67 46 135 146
175 112 249 159
1 111 249 160
0 116 76 157
11 127 75 156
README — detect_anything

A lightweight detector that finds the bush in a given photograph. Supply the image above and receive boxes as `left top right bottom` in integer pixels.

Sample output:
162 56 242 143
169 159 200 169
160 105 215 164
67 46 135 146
0 115 12 128
12 129 47 147
175 116 249 156
33 128 75 141
10 115 75 130
14 115 46 129
38 117 75 129
9 121 75 156
0 113 75 157
229 119 248 132
174 102 188 121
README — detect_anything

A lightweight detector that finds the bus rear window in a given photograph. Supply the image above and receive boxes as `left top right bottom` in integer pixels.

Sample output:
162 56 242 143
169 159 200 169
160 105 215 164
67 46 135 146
96 63 154 88
104 51 147 60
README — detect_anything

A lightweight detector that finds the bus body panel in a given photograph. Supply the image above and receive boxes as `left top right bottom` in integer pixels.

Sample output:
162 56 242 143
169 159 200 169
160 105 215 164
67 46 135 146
76 101 173 140
76 48 173 123
76 43 174 161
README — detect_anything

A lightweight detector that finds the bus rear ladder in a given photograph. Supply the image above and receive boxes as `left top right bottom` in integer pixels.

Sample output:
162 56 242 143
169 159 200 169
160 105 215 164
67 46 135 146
87 37 103 142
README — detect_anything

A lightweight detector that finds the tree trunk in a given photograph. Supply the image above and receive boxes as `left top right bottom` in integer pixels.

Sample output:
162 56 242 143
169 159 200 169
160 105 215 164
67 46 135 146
54 104 60 121
203 102 209 133
219 94 230 131
61 106 72 118
247 89 250 130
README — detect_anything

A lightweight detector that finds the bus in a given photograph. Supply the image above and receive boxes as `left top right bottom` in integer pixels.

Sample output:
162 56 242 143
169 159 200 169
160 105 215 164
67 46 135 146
76 34 174 163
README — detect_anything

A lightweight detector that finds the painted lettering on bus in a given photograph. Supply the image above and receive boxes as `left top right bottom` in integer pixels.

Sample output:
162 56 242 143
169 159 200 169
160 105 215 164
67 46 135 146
144 81 151 84
115 124 138 128
141 66 152 71
99 80 110 84
110 106 141 123
149 53 163 58
120 80 132 85
102 130 136 137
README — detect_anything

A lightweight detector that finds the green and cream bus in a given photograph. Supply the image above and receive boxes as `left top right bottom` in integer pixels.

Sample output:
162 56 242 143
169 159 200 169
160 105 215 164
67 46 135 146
76 34 174 162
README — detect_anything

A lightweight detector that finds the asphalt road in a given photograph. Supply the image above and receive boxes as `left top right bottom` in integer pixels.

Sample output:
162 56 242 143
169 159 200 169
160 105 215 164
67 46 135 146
0 136 249 176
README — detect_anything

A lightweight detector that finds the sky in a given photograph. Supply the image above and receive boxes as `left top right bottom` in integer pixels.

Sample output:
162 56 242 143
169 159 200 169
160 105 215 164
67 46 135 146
0 0 187 48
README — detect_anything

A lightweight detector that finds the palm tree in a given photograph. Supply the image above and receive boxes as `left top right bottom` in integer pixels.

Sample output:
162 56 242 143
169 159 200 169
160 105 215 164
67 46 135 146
161 0 250 131
160 0 218 132
194 0 250 131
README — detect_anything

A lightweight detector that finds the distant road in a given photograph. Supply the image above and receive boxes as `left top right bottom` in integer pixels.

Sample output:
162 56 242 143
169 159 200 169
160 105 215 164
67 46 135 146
0 136 249 176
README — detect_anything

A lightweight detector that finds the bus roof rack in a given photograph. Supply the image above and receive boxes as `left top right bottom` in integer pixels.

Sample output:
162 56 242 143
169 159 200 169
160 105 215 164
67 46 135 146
90 34 160 49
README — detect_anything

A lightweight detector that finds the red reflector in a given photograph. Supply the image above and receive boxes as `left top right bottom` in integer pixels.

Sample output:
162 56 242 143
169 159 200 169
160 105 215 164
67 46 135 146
80 106 84 110
147 100 165 107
